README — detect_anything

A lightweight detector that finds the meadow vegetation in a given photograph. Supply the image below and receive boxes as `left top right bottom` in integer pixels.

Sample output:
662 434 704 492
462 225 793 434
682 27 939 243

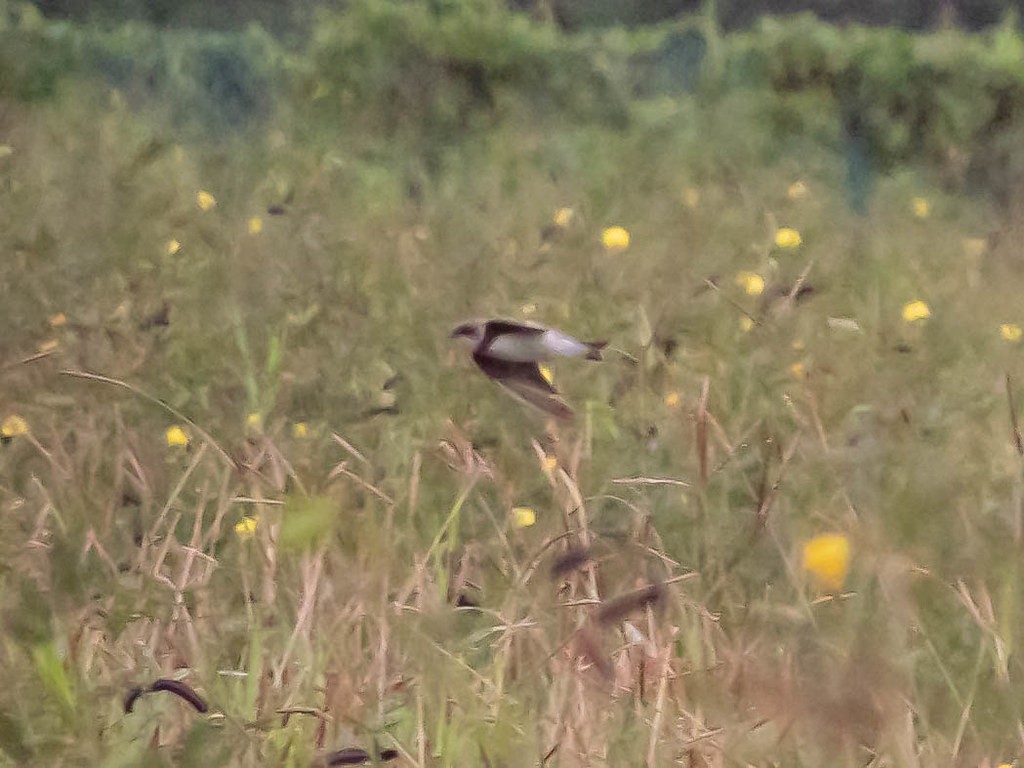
3 1 1024 765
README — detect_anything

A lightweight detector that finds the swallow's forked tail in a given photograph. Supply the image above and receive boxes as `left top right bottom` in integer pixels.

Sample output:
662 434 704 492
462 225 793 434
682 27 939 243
585 341 608 361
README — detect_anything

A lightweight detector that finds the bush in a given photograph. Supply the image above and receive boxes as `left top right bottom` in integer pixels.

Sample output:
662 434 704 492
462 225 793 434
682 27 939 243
301 0 632 139
8 0 1024 201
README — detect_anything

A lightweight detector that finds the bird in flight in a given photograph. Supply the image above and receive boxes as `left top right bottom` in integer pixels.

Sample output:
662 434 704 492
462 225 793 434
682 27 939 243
451 319 606 421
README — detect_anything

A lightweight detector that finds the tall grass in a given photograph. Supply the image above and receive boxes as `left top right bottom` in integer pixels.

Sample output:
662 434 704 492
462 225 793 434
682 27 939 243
2 11 1024 767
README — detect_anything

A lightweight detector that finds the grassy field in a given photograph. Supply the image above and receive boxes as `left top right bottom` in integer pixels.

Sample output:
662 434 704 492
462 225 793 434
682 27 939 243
2 14 1024 767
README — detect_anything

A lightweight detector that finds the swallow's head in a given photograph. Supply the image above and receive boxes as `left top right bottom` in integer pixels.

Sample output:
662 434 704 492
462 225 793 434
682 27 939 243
450 321 483 345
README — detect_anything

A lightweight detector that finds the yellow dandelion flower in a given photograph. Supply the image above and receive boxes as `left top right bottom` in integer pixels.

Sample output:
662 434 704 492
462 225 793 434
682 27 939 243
802 533 851 592
740 316 755 332
1001 324 1022 342
513 506 536 528
774 227 802 249
601 226 631 252
664 391 681 409
247 216 263 235
49 313 66 327
735 271 765 296
962 237 986 260
787 181 808 200
553 207 574 228
165 239 181 256
542 455 558 473
235 516 259 540
245 412 262 432
196 190 217 211
902 300 931 323
165 425 189 448
789 362 806 379
539 364 554 385
37 339 59 353
912 197 930 219
683 187 700 208
292 422 309 439
1 415 30 438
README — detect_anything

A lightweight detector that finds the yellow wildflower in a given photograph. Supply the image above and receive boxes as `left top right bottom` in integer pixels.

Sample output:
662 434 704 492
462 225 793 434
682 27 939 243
740 316 755 332
49 313 66 327
735 271 765 296
553 207 574 228
791 339 805 351
245 412 262 432
235 516 259 540
802 533 851 592
513 506 536 528
1001 324 1023 342
196 190 217 211
165 425 189 448
787 181 808 200
247 216 263 235
542 455 558 473
601 226 631 252
539 364 554 385
292 422 309 439
520 303 537 316
37 339 59 353
774 227 802 249
789 362 806 379
912 197 930 219
683 187 700 208
1 415 29 438
664 391 681 409
165 239 181 256
902 300 931 323
0 145 12 159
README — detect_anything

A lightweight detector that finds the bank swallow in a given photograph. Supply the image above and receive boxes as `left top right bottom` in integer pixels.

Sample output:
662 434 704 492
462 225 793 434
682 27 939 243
451 319 607 420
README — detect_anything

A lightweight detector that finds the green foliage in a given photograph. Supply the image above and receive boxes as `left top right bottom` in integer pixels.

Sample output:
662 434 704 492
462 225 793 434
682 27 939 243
728 12 1024 176
280 495 337 552
6 4 1024 766
0 3 78 100
302 0 632 140
31 642 77 725
0 5 282 133
7 1 1024 188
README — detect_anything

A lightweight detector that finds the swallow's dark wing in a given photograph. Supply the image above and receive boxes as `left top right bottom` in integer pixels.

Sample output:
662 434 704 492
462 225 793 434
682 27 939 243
472 352 574 421
473 353 556 392
482 319 545 346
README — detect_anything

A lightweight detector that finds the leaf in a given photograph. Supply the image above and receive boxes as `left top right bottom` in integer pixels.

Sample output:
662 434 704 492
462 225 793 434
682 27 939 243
32 642 76 723
280 495 336 552
266 333 283 377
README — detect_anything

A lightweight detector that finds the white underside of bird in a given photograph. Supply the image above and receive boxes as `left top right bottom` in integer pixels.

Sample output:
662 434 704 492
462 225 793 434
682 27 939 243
484 328 595 362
